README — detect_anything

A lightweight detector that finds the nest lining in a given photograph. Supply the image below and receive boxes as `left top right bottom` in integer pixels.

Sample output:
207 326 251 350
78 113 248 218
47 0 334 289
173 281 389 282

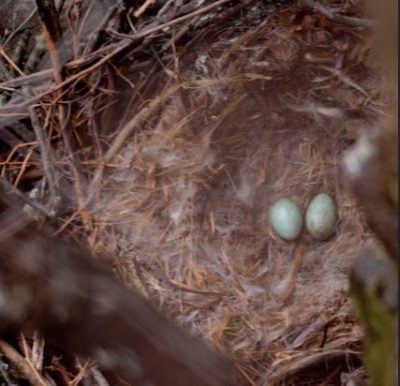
87 3 381 384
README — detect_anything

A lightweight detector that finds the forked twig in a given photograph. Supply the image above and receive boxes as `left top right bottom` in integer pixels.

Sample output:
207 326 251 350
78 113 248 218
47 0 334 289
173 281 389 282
0 339 48 386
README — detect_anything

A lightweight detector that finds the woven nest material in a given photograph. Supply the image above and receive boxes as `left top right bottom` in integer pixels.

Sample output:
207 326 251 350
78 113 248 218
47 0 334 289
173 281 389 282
0 0 391 384
86 3 381 385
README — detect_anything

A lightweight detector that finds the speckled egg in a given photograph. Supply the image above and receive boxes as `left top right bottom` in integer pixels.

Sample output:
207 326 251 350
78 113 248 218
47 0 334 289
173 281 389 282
269 198 303 241
305 193 337 240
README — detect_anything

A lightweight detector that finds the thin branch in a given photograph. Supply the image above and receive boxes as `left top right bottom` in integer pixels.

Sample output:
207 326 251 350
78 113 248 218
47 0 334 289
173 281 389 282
0 339 48 386
29 105 59 202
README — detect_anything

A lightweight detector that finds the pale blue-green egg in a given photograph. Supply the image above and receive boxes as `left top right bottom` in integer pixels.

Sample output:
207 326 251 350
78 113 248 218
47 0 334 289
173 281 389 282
269 198 303 241
305 193 337 240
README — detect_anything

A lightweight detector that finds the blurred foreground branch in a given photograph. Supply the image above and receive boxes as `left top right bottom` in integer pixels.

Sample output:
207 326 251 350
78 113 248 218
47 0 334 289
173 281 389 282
0 191 235 386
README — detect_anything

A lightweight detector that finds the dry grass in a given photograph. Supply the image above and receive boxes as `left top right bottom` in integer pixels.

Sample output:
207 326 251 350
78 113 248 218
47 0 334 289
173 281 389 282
0 0 391 384
86 2 382 385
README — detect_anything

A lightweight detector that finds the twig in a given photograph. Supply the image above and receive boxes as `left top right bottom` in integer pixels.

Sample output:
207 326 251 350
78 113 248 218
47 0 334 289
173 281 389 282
0 339 48 386
12 147 34 189
281 244 306 305
35 0 62 41
268 349 361 384
0 47 25 77
58 103 93 235
0 68 52 89
82 5 118 56
40 12 93 234
31 332 45 372
0 58 151 90
134 0 156 18
4 6 38 46
0 0 233 123
67 0 86 58
106 0 233 41
29 105 59 202
0 141 38 178
90 367 110 386
68 359 92 386
0 41 132 123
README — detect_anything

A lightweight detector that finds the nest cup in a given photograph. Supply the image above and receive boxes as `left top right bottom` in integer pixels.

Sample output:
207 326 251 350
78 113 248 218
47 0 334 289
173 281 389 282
91 3 375 384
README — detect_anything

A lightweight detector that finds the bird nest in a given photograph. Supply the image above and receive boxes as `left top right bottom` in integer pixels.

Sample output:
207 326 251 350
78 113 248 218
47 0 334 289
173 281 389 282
89 3 383 385
0 0 390 385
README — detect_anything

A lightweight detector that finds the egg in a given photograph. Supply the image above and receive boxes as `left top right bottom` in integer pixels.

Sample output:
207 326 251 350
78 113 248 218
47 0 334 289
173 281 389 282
305 193 337 240
269 198 303 241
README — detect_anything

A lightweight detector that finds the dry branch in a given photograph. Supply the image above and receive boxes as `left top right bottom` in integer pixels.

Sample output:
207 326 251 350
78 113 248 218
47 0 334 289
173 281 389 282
0 0 392 384
0 192 235 386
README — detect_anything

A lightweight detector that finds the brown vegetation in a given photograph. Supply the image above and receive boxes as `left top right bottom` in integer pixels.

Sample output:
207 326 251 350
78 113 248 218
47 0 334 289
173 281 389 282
0 0 395 385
